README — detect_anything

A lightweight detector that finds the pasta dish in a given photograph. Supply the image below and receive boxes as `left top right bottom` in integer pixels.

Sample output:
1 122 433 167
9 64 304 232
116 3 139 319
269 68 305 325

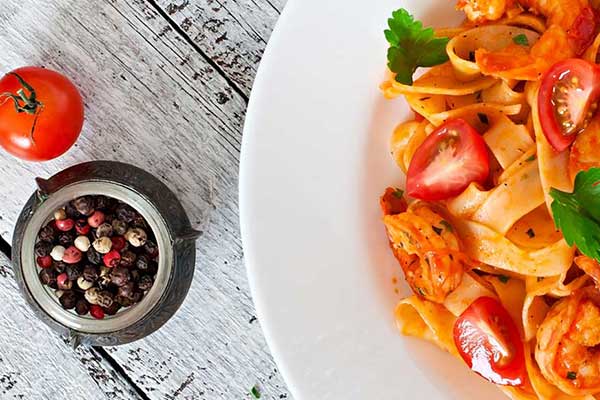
379 1 600 398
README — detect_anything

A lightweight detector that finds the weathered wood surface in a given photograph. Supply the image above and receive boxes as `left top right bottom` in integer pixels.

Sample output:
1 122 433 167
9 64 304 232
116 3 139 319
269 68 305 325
0 0 290 399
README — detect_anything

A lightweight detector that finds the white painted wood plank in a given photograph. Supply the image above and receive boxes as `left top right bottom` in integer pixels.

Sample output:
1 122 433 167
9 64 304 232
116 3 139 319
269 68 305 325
0 252 142 400
0 0 291 398
155 0 282 95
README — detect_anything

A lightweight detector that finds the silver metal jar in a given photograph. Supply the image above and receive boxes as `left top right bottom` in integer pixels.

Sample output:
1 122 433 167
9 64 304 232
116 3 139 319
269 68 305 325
12 161 200 347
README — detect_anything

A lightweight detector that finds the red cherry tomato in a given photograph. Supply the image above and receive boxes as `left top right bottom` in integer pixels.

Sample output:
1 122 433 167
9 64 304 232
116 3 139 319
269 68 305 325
538 59 600 152
453 297 528 387
406 118 489 201
0 67 84 161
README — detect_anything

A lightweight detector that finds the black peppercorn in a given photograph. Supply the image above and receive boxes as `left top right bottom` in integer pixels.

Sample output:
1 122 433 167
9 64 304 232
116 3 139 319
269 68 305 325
115 204 137 223
110 267 130 287
135 255 149 271
103 302 120 316
132 215 148 229
73 196 95 216
38 224 56 242
86 247 102 265
132 291 143 304
65 202 81 219
146 260 158 276
120 251 137 268
57 231 75 247
34 241 53 257
75 299 89 315
59 291 78 309
39 269 57 286
82 265 99 282
94 195 109 211
112 219 127 236
96 291 114 308
116 295 133 307
130 269 140 283
144 240 159 259
95 223 113 238
138 275 153 291
117 282 135 298
65 264 82 281
53 261 67 274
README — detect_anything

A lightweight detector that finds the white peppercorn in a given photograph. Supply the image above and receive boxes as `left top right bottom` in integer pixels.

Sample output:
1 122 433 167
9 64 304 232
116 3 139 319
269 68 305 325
53 208 67 221
74 235 91 252
92 237 112 254
77 276 94 290
84 287 100 305
125 228 147 247
50 245 66 261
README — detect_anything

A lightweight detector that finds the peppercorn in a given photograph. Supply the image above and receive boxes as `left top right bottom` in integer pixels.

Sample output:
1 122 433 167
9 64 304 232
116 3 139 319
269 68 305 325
62 246 83 264
104 213 114 225
37 255 53 269
34 241 53 257
57 273 73 290
77 276 94 290
74 235 91 252
84 287 100 305
39 269 57 286
75 219 90 235
103 250 121 268
111 236 127 252
86 247 102 265
135 255 149 271
88 210 105 228
112 219 128 236
125 228 147 247
38 224 56 242
110 267 130 287
53 209 67 221
146 261 158 276
115 204 137 223
57 231 75 246
138 274 153 291
97 274 112 290
50 245 66 261
65 264 81 281
94 195 111 211
103 302 120 316
89 304 105 319
59 291 78 309
116 295 133 307
117 282 135 299
96 291 114 308
75 299 89 315
82 265 99 282
53 261 67 274
120 251 137 268
132 215 148 229
73 196 95 216
93 237 112 254
132 291 143 304
55 218 75 232
130 269 140 282
144 240 159 259
95 223 113 238
65 202 81 219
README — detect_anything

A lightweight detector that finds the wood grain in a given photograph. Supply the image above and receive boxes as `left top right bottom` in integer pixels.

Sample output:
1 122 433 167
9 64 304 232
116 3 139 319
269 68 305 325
0 0 290 398
154 0 281 96
0 252 142 400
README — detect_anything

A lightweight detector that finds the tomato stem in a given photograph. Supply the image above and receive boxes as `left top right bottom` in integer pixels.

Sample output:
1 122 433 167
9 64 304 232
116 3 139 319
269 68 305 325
0 73 44 143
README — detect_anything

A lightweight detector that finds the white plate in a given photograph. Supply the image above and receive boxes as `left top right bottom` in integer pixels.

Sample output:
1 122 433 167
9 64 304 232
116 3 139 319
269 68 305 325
240 1 507 398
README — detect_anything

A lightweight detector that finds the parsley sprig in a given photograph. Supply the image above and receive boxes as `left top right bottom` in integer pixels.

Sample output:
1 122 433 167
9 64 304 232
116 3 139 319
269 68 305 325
550 168 600 261
384 8 450 85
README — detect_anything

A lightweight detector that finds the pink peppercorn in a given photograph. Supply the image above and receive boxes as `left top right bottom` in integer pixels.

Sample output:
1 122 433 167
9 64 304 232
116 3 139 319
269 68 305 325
103 250 121 268
89 304 105 319
57 272 69 287
62 246 82 264
111 236 127 252
75 219 90 235
37 255 53 268
87 211 105 228
55 218 74 232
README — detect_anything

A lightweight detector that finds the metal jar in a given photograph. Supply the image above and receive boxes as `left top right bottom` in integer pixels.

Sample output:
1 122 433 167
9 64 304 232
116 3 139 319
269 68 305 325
12 161 200 347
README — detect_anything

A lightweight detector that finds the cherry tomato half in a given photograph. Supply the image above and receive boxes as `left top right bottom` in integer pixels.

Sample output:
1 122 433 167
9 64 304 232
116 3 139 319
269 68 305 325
0 67 84 161
406 118 489 201
538 59 600 152
453 297 528 387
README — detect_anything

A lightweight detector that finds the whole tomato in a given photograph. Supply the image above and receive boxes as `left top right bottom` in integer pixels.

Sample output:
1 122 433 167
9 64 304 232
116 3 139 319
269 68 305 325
0 67 84 161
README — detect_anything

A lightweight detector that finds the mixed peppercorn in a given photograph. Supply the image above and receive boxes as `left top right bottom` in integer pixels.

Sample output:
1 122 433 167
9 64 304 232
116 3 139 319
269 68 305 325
36 195 159 319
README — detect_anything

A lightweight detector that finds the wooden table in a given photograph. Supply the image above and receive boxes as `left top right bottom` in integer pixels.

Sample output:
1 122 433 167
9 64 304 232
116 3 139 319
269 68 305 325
0 0 290 398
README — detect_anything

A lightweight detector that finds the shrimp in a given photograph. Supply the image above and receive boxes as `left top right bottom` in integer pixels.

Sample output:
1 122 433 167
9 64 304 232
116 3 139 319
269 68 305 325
536 287 600 396
457 0 596 80
569 113 600 182
382 203 471 303
575 255 600 287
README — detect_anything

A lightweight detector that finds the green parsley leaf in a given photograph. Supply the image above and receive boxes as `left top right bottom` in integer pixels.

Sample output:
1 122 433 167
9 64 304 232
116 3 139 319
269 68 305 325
513 34 529 46
550 168 600 262
440 220 453 232
498 275 510 284
567 371 577 380
251 385 261 398
526 155 536 162
385 8 450 85
393 188 404 198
